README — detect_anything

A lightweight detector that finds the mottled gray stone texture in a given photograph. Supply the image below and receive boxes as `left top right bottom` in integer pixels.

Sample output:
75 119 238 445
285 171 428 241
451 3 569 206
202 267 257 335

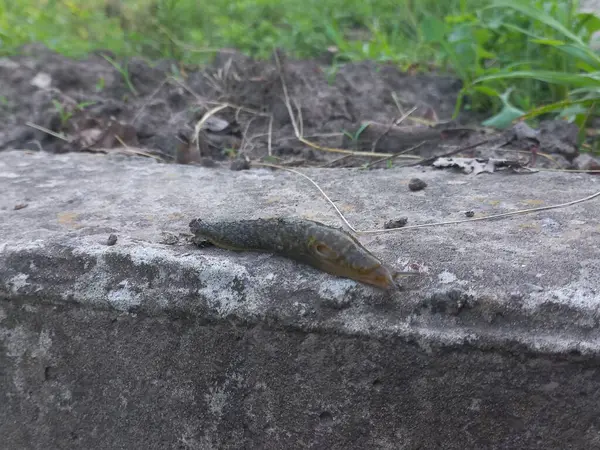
1 150 600 449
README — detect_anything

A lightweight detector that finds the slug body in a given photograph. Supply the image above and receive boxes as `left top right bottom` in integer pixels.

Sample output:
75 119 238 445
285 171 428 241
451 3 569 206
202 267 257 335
189 217 417 289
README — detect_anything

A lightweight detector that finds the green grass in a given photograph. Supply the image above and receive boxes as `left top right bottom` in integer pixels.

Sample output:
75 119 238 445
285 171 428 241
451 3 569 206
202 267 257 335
2 0 600 142
0 0 488 65
428 0 600 149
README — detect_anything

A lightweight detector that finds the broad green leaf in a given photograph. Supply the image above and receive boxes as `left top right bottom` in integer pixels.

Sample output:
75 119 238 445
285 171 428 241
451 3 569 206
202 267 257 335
481 108 524 129
481 89 525 129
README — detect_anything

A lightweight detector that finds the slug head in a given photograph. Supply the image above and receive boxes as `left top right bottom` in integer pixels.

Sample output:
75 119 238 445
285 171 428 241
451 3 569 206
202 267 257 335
306 233 399 290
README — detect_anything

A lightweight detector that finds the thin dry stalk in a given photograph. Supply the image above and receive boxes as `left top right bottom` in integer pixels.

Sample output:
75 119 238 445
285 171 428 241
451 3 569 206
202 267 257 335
110 135 164 160
267 115 273 156
25 122 70 142
239 116 257 155
371 105 418 152
192 104 229 156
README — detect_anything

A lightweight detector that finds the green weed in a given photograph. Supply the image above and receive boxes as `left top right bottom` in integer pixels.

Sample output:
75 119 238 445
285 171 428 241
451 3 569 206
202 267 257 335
423 0 600 133
0 0 485 65
342 122 369 149
51 99 97 128
101 54 139 96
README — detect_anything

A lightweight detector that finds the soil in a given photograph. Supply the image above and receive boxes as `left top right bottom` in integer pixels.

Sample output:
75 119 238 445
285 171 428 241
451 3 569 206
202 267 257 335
0 44 590 170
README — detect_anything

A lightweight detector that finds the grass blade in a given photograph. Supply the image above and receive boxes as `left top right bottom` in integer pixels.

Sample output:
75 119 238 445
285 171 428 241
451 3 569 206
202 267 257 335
474 70 600 89
484 0 585 45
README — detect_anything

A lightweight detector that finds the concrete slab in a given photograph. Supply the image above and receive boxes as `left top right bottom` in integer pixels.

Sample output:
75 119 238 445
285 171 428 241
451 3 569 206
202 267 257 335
1 149 600 449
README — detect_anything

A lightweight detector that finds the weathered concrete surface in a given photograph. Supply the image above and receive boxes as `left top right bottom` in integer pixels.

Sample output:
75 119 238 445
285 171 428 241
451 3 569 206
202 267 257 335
1 149 600 449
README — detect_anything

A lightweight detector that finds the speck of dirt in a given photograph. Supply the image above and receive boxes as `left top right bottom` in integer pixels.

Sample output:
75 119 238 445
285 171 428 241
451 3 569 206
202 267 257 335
384 217 408 229
408 178 427 191
319 411 333 425
106 234 118 246
230 157 251 171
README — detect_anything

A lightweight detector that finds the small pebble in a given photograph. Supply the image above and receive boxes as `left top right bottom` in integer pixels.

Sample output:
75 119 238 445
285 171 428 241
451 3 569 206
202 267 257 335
384 217 408 229
230 157 250 171
408 178 427 191
106 234 118 246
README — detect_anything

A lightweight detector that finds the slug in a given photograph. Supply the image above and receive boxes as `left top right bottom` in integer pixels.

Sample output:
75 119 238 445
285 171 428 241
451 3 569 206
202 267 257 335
189 217 419 289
